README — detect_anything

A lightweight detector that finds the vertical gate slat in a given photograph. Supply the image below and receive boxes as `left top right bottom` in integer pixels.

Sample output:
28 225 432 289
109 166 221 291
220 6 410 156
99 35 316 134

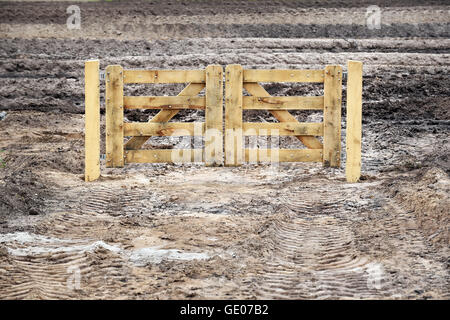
205 65 223 166
84 60 100 181
225 64 243 166
323 65 343 167
346 61 363 182
105 65 124 167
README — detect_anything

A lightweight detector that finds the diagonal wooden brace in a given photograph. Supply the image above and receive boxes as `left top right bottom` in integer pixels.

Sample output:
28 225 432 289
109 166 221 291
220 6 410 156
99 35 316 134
125 83 205 150
243 82 323 150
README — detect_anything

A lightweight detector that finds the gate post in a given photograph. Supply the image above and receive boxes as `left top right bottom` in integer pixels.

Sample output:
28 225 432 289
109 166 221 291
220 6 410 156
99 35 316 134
225 64 243 166
323 65 343 167
205 65 223 166
105 65 124 167
84 60 100 182
346 61 363 182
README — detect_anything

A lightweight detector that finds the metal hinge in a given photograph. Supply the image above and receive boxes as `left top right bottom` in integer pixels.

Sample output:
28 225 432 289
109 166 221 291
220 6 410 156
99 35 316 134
99 71 105 81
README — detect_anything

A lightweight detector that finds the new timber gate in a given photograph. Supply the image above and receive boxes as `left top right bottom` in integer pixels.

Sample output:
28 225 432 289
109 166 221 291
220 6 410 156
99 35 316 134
84 61 363 183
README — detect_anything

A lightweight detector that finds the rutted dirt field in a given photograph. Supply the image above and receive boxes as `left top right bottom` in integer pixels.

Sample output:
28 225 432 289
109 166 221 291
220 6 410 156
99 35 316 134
0 0 449 299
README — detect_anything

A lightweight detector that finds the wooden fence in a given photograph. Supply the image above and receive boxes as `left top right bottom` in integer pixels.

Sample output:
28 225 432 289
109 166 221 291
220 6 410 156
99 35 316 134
84 61 362 182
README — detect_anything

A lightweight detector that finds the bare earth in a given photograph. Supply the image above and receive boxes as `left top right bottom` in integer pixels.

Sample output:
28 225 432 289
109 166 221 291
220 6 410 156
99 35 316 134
0 0 449 299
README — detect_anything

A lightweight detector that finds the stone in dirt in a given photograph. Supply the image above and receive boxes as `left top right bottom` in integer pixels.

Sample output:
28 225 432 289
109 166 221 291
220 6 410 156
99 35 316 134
28 208 39 215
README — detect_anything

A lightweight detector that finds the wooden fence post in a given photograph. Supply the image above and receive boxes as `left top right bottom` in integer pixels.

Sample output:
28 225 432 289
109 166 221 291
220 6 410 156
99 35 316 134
225 64 243 166
323 65 343 167
346 61 363 182
105 65 124 167
84 60 100 182
205 65 223 166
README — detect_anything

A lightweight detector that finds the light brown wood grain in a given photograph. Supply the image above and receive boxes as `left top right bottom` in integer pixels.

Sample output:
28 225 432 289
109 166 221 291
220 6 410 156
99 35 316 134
123 122 204 136
243 96 323 110
105 65 124 167
125 149 202 163
225 64 244 166
323 65 342 167
84 60 100 181
243 122 323 136
346 61 363 182
123 96 205 110
245 149 323 162
205 65 223 166
243 69 324 83
123 69 205 84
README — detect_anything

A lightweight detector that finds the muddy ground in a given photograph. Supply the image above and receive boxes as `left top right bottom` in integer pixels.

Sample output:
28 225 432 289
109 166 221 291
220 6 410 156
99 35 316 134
0 1 449 299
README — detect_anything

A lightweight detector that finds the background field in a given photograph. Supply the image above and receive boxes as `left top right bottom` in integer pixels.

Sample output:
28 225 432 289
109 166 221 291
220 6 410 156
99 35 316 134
0 0 448 299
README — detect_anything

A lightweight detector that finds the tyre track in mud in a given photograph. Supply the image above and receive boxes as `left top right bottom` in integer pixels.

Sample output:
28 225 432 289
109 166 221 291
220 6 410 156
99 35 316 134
0 185 146 299
253 216 390 299
0 168 448 299
248 182 391 299
245 180 448 299
0 177 255 299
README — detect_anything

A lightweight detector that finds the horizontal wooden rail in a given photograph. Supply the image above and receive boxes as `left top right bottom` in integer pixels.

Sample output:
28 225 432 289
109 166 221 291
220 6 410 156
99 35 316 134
124 122 205 136
123 70 205 84
243 69 324 83
124 96 206 110
243 96 324 110
244 149 323 162
126 149 203 163
242 122 323 136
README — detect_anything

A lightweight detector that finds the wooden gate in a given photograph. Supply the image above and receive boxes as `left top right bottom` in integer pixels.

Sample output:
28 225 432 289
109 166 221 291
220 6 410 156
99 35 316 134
224 64 342 167
85 61 362 183
105 65 223 168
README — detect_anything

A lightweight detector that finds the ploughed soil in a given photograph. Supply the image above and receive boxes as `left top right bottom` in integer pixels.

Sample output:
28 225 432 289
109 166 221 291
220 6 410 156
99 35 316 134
0 0 448 299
